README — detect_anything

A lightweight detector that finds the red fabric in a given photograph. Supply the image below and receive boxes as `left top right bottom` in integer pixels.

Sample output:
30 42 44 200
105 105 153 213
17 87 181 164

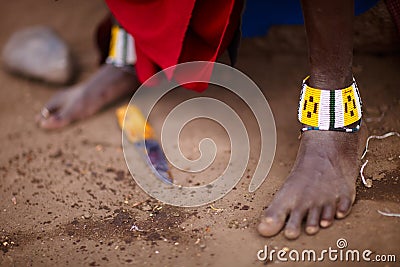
105 0 242 92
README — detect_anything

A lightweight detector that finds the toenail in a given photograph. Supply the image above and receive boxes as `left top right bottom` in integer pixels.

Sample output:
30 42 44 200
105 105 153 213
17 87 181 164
41 107 50 119
261 217 274 224
306 226 319 235
336 211 346 219
320 220 331 228
284 229 299 239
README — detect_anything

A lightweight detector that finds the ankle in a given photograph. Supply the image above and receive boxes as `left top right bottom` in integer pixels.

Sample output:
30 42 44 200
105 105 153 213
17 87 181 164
308 70 353 90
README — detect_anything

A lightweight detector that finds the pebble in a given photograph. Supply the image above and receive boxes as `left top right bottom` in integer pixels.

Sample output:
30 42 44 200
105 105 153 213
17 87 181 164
83 212 92 219
2 26 74 85
141 205 152 211
228 220 240 229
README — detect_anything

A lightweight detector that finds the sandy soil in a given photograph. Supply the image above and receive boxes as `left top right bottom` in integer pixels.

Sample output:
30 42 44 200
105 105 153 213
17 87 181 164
0 1 399 266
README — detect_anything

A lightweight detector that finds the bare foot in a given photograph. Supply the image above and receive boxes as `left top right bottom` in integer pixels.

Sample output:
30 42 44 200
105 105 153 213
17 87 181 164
258 126 367 239
37 64 138 130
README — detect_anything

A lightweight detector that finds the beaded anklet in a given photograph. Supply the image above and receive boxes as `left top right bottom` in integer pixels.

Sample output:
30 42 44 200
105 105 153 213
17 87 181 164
106 24 136 67
298 76 362 133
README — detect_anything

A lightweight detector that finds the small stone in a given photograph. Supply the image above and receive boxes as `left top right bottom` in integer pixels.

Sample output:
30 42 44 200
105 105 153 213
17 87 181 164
240 205 250 210
141 205 152 211
2 26 74 85
372 172 385 180
228 220 240 229
83 212 92 219
366 179 373 188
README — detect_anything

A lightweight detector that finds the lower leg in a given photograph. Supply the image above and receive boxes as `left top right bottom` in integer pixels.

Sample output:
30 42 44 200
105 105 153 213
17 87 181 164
303 0 354 89
258 0 367 239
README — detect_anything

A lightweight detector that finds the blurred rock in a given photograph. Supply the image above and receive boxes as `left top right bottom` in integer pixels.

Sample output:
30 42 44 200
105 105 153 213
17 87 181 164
1 26 74 85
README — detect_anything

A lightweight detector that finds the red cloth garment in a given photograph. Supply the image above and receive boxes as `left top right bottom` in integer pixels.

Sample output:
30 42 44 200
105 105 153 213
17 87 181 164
105 0 243 92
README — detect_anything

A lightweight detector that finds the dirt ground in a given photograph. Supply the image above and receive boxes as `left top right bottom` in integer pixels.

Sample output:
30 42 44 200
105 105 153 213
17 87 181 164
1 1 399 267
